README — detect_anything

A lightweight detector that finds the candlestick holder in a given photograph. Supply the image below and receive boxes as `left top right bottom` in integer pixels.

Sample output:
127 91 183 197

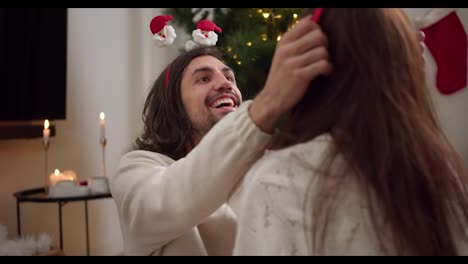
100 136 107 177
43 138 50 192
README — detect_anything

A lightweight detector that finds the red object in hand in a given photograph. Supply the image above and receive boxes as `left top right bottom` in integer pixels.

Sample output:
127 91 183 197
311 8 324 23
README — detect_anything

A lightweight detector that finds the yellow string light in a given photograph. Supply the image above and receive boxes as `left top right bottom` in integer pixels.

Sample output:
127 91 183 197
257 9 263 13
262 13 270 19
233 54 238 59
246 42 252 47
293 14 298 19
227 46 232 52
274 14 282 19
237 61 242 65
277 35 282 42
261 34 267 41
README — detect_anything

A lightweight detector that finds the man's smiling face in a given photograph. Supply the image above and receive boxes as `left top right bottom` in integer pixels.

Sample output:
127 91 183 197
180 55 242 140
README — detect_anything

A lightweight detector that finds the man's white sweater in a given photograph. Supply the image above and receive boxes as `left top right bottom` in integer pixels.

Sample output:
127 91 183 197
109 101 271 255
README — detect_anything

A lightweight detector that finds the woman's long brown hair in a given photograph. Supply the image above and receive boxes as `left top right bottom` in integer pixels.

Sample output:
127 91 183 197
273 8 468 255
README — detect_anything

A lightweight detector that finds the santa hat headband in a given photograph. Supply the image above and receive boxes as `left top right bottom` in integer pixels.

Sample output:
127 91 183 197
150 15 174 34
149 14 175 100
197 20 222 33
158 18 224 100
165 63 173 102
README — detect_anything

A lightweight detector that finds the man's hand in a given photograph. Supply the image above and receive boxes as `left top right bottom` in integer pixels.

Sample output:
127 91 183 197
249 16 332 134
418 30 425 53
417 30 426 64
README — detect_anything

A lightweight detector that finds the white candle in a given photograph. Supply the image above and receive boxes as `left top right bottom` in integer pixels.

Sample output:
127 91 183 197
99 112 106 139
43 119 50 144
49 169 77 187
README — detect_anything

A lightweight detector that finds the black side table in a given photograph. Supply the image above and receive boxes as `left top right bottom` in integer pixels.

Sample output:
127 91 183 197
13 186 112 256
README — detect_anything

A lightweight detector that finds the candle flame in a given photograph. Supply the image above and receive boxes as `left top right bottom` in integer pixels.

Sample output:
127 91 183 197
44 119 50 129
100 112 105 120
54 169 60 175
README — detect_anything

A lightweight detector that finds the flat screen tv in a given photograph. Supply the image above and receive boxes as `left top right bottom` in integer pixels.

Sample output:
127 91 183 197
0 8 67 121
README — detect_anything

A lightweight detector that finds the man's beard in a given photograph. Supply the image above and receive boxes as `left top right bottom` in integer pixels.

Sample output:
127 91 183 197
191 111 220 145
196 111 220 135
192 91 241 143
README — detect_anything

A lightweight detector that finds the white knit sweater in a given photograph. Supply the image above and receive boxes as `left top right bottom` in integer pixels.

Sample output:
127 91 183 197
232 134 468 255
109 101 271 255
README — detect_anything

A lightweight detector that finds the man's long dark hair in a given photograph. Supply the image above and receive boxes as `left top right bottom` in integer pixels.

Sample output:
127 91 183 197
136 47 224 160
273 8 468 255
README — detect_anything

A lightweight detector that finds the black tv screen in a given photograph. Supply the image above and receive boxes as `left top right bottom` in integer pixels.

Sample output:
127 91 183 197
0 8 67 121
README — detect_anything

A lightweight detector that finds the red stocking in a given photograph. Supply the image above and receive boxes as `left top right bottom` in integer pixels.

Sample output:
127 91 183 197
421 11 467 95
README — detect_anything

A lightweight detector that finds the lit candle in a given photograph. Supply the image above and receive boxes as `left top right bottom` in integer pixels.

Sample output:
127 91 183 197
49 169 61 187
43 119 50 144
49 169 77 187
99 112 106 139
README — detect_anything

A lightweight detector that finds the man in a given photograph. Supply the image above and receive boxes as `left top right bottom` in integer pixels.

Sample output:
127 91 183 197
109 16 331 256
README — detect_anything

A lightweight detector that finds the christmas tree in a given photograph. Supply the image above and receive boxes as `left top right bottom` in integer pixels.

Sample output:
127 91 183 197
168 8 304 100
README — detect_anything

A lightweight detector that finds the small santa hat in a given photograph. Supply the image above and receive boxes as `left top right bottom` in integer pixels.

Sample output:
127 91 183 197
196 20 222 33
150 15 174 34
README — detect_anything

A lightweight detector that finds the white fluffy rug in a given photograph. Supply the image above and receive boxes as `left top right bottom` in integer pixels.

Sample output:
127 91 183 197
0 224 52 256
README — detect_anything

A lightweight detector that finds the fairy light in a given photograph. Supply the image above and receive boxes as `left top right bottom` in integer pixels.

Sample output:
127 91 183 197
262 12 270 19
237 61 242 65
246 41 252 47
261 34 267 41
277 35 282 42
227 46 232 52
274 14 282 19
257 9 263 13
233 54 238 59
293 13 298 19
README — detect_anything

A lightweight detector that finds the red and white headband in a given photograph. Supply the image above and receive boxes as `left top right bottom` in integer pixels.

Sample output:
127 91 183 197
149 14 223 52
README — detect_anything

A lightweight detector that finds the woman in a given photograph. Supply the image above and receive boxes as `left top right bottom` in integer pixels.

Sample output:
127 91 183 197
233 8 468 255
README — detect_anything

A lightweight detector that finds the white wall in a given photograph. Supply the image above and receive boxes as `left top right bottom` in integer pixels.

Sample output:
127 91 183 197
135 9 189 140
0 7 188 256
404 8 468 168
0 8 170 256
